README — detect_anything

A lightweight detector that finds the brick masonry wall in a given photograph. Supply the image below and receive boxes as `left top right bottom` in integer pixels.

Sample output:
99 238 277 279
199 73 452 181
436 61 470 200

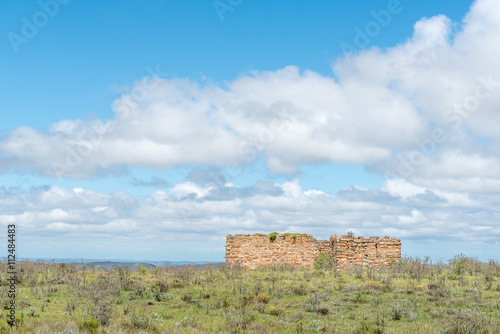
225 233 401 269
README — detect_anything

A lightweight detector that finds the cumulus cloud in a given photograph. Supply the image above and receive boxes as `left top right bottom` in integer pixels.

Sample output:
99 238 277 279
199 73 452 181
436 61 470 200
1 180 499 250
1 0 499 190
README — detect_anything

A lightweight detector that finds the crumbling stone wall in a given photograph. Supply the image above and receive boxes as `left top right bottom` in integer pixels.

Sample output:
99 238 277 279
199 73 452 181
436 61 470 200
225 234 320 269
226 233 401 269
331 235 401 268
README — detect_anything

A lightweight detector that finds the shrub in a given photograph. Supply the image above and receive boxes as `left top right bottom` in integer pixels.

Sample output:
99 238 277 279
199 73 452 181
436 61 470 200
303 302 316 313
256 293 270 304
269 232 279 242
267 306 284 316
225 309 253 330
362 281 385 292
78 318 100 334
314 253 334 270
221 296 231 308
316 291 330 301
90 301 114 326
354 321 384 334
139 265 147 275
168 278 185 289
352 267 364 279
127 307 157 332
391 306 403 321
29 307 36 317
445 310 489 334
66 299 77 314
315 305 330 315
449 254 469 277
303 294 319 312
46 285 58 296
291 286 308 296
156 280 169 293
153 288 169 302
201 290 211 299
181 294 193 302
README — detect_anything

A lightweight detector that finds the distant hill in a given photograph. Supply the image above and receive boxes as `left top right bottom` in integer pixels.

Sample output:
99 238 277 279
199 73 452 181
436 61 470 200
11 257 223 270
86 261 155 270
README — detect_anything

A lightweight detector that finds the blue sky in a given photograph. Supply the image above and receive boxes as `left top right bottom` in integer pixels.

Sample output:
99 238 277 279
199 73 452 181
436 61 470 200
1 0 499 262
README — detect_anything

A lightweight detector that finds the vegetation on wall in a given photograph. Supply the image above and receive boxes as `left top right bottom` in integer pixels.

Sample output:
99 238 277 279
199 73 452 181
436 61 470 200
269 232 279 242
266 232 308 242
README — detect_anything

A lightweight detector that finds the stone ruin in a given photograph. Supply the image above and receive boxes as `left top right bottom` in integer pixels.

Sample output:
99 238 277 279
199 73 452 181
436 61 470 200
225 233 401 269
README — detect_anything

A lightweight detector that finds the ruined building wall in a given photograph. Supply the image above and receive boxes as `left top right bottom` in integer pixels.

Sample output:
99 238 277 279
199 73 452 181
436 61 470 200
226 233 401 269
225 234 320 269
331 235 401 268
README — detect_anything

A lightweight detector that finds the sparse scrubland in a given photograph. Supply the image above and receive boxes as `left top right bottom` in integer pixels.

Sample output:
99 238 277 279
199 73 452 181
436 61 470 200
1 255 499 333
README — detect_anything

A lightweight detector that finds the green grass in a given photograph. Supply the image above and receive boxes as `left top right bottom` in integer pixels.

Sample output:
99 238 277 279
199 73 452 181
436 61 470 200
0 256 499 333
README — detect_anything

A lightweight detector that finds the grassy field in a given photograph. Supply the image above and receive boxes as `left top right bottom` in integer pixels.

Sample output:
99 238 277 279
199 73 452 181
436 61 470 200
1 255 499 333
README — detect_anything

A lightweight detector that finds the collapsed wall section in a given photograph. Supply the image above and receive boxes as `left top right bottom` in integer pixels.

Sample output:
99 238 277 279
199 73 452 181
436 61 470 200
225 234 320 269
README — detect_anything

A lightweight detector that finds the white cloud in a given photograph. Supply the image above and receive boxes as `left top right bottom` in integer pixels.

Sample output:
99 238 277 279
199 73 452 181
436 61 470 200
3 0 499 185
382 179 426 199
1 179 499 251
3 0 500 195
46 222 77 231
169 182 215 199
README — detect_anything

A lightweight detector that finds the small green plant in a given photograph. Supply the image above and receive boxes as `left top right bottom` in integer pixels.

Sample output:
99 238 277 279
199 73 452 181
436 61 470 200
267 305 284 316
314 253 334 270
315 305 329 315
291 286 308 296
66 299 77 314
78 317 100 334
221 296 231 308
201 290 211 299
128 307 156 331
269 232 279 242
139 265 147 275
181 294 193 302
450 253 468 277
154 289 168 302
391 306 403 321
256 293 270 304
354 321 384 334
446 309 488 334
29 308 36 317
